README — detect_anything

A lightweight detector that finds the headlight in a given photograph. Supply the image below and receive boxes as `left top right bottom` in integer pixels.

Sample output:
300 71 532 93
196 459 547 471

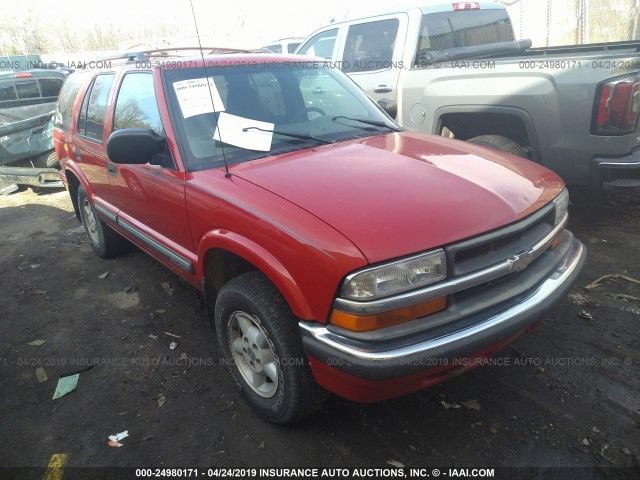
341 249 447 300
553 188 569 225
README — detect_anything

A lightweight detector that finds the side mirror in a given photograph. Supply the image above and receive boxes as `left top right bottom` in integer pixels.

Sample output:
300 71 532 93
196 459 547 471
377 99 397 120
106 128 165 164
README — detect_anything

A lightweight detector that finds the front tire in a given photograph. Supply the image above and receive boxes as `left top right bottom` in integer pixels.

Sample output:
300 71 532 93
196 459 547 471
215 271 326 424
77 186 127 258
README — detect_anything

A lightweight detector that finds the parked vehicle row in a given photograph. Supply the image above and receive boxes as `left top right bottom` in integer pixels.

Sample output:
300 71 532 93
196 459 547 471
296 1 640 190
9 3 640 194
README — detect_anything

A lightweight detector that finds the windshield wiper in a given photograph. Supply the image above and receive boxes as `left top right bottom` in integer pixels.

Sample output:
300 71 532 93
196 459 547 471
332 116 401 132
242 126 332 145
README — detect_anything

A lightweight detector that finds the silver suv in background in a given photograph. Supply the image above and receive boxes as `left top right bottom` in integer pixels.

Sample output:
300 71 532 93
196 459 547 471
259 37 305 54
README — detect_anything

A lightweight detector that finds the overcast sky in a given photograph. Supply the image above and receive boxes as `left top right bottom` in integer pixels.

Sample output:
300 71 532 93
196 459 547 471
4 0 442 50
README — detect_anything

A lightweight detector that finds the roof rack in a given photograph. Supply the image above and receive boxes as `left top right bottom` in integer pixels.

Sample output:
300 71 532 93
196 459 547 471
98 47 250 63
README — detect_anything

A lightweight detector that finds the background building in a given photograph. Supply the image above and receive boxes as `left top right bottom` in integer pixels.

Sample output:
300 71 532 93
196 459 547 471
503 0 640 47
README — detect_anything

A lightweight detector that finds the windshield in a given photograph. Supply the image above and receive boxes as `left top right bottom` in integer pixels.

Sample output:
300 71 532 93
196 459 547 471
163 62 397 171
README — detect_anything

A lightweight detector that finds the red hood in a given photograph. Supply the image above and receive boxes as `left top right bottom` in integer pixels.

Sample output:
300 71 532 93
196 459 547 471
229 132 564 263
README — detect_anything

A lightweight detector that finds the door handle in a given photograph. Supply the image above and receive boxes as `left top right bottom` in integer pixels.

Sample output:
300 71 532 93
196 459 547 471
373 85 393 94
107 163 116 176
31 126 44 134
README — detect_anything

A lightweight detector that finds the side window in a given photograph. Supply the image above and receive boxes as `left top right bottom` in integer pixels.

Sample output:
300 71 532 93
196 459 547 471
78 73 115 142
78 85 91 135
287 42 301 53
0 80 17 102
113 73 163 134
264 44 282 53
54 73 87 130
342 19 399 73
414 11 515 65
39 78 64 98
298 73 369 118
15 79 40 99
297 29 338 59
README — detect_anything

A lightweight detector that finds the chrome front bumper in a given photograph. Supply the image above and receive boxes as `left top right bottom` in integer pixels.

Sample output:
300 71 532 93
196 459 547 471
299 237 586 380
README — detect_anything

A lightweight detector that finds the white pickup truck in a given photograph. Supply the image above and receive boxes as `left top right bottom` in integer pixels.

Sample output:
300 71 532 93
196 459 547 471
296 1 640 189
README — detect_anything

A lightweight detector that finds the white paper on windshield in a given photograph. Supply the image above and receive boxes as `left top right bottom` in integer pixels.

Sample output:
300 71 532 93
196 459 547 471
213 112 274 152
173 78 225 118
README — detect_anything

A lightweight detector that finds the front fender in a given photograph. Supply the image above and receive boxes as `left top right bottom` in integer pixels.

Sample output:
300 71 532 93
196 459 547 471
64 159 94 197
197 229 313 320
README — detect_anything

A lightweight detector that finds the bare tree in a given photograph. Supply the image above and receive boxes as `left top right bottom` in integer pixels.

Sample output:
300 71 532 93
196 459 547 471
630 0 640 40
0 8 51 54
58 21 82 52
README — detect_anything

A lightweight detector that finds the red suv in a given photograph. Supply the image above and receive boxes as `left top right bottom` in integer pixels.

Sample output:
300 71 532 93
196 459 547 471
54 52 586 423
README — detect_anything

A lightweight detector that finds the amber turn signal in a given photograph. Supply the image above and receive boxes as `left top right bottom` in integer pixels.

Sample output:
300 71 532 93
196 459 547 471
549 230 563 250
330 297 447 332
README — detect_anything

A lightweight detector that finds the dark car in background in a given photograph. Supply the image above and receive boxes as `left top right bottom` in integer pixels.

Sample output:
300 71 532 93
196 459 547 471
0 69 67 193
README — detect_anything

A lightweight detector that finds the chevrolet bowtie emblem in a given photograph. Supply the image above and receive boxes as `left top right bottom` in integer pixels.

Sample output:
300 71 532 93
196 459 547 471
508 251 534 272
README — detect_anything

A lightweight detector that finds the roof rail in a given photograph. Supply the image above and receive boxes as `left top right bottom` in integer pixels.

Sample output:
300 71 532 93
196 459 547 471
98 52 148 63
97 47 250 63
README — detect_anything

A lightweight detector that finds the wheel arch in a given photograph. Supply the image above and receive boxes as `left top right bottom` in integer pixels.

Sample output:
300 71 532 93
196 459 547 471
198 230 314 322
63 165 87 222
435 106 541 163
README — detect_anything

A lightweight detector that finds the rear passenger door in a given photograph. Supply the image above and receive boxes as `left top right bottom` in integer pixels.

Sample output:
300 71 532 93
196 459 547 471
73 73 115 201
105 72 194 261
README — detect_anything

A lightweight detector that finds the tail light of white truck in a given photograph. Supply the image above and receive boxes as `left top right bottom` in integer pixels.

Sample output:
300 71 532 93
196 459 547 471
593 74 640 135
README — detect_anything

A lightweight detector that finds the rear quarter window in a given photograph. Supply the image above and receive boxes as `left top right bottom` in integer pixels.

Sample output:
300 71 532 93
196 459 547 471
54 73 87 130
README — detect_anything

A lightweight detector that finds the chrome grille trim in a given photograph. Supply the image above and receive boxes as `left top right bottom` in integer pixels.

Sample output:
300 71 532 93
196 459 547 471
333 213 568 316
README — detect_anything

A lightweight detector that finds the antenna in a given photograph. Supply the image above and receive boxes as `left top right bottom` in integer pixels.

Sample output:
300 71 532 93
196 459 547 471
189 0 231 178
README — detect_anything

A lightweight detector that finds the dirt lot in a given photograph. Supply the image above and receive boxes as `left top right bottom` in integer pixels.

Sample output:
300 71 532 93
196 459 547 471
0 185 638 478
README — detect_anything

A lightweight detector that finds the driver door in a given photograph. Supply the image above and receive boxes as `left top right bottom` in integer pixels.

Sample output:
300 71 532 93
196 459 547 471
104 72 194 270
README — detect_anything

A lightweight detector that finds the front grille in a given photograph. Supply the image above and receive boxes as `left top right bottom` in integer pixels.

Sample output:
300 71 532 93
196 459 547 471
454 221 545 264
446 204 556 277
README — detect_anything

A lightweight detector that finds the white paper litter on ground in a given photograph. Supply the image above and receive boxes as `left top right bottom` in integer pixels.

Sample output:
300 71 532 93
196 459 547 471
108 430 129 447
